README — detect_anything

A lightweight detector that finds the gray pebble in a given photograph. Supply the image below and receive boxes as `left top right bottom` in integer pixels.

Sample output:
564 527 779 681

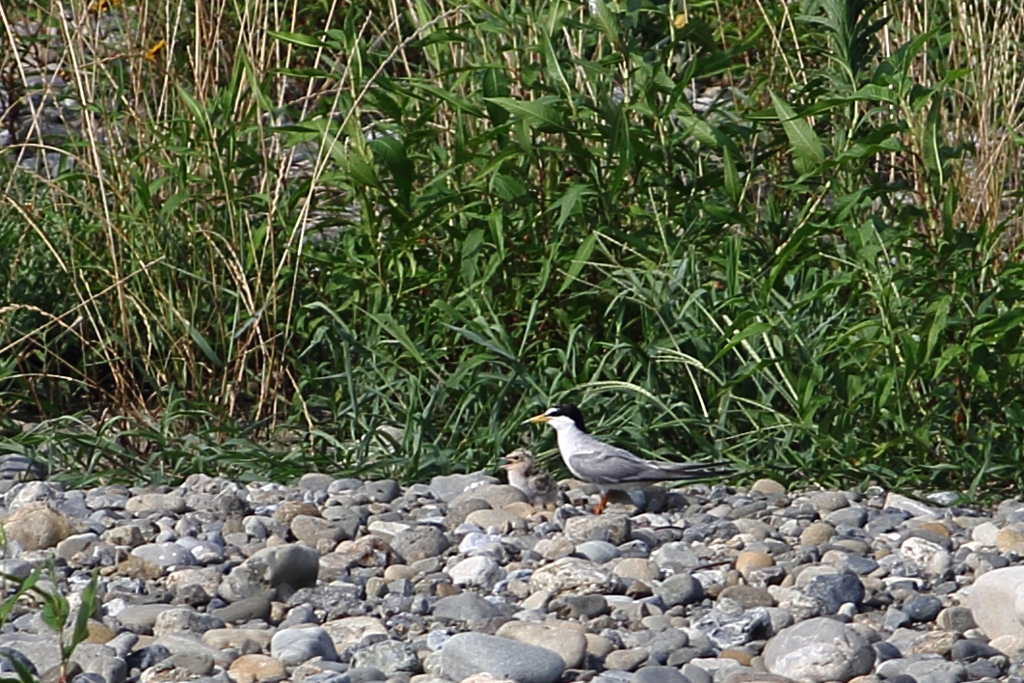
352 640 420 676
429 473 497 503
550 594 610 619
876 654 966 680
884 607 911 630
345 668 387 683
658 573 705 607
681 664 712 683
130 542 195 568
630 666 690 683
440 632 564 683
950 639 1004 662
825 506 868 527
0 415 1016 683
576 540 622 563
604 648 649 671
389 526 450 564
270 627 338 666
903 595 943 622
433 592 502 625
804 572 864 614
209 591 274 623
873 641 902 662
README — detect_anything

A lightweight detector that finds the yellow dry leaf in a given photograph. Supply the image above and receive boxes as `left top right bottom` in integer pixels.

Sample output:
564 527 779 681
145 39 166 61
90 0 121 11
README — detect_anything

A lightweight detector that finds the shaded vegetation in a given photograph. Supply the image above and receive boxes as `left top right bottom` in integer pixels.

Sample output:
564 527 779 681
1 0 1024 499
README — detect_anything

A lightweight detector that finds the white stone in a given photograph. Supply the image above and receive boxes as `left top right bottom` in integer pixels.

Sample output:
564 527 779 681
899 537 951 577
763 616 873 682
884 493 939 517
971 521 1000 546
321 616 388 651
529 557 614 597
495 621 587 668
989 634 1024 657
270 627 337 667
965 566 1024 640
448 556 502 589
366 520 413 540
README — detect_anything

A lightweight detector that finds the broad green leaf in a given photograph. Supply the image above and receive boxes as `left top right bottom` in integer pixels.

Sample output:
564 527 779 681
767 222 823 291
940 68 971 86
873 371 896 414
675 115 718 146
884 28 939 87
239 52 274 113
932 344 963 381
924 295 951 362
551 183 595 229
711 321 774 365
835 137 901 162
590 0 620 45
558 232 598 294
342 147 381 189
409 82 485 117
678 17 718 52
770 90 825 174
0 569 41 623
483 97 568 132
369 136 413 202
970 309 1024 343
722 146 740 206
3 653 37 683
490 174 527 202
268 30 327 49
851 84 898 103
175 86 209 132
369 313 427 366
443 323 518 364
922 95 944 185
185 322 223 368
69 573 99 655
460 228 485 284
482 69 511 125
607 105 631 160
40 591 68 632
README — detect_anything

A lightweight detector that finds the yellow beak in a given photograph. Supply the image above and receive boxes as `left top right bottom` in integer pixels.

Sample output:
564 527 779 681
521 414 550 425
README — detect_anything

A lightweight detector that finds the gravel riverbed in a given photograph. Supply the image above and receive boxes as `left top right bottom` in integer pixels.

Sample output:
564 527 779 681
1 465 1024 683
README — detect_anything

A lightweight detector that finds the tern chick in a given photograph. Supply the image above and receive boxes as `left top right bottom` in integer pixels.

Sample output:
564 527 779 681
500 447 558 509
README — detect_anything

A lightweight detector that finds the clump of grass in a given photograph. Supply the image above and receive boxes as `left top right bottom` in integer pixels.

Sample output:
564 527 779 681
0 0 1023 499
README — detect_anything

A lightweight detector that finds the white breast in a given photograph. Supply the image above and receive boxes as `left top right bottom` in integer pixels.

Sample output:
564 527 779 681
506 469 532 495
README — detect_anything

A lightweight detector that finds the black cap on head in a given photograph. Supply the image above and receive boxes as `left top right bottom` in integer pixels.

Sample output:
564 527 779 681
546 403 587 433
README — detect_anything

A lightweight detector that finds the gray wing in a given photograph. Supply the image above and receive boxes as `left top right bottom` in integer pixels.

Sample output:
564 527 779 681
570 443 729 484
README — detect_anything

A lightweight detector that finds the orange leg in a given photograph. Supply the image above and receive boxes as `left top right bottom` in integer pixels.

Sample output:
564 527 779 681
593 491 610 514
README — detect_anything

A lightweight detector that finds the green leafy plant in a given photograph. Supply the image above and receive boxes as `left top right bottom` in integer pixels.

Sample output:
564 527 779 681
0 565 99 683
